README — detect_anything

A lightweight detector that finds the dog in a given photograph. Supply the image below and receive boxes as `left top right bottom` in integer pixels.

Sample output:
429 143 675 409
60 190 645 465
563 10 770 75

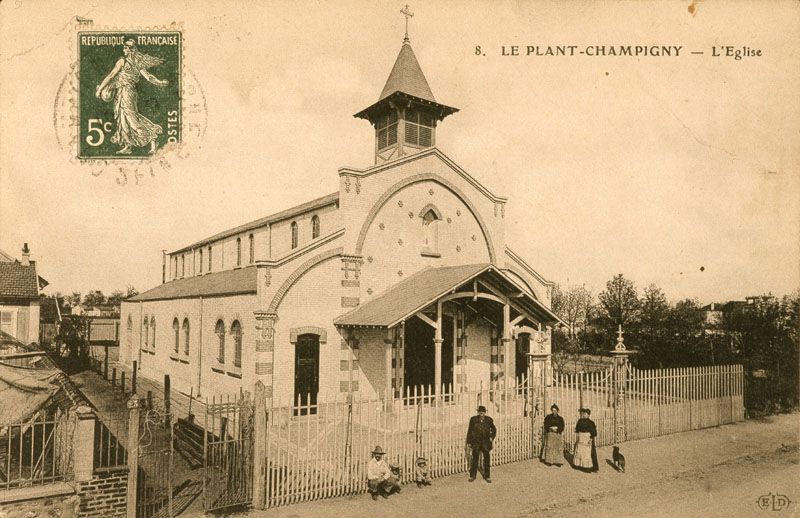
612 446 626 473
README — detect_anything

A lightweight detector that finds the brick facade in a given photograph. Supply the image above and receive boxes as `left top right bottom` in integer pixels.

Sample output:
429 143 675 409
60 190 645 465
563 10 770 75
76 470 128 518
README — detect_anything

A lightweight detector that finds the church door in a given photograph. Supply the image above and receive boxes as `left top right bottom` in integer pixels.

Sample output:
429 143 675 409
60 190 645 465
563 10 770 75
294 334 319 415
404 314 454 401
516 333 530 384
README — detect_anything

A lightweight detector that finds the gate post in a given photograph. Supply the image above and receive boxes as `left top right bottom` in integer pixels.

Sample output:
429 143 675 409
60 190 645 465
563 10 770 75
611 326 634 445
126 396 141 518
528 327 551 457
252 381 268 510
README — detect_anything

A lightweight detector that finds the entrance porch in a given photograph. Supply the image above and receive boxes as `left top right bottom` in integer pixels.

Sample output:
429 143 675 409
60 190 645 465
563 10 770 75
335 263 562 402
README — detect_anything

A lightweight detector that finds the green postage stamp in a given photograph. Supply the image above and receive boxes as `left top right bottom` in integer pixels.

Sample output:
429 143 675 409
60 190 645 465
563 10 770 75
78 32 181 159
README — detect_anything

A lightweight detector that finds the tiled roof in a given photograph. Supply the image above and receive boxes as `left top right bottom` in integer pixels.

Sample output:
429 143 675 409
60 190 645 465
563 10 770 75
171 192 339 254
129 266 258 302
335 264 490 327
379 41 436 103
335 263 563 328
0 261 39 298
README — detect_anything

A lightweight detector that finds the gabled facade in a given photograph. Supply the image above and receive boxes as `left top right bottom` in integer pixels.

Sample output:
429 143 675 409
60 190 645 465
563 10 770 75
122 30 560 406
0 244 46 345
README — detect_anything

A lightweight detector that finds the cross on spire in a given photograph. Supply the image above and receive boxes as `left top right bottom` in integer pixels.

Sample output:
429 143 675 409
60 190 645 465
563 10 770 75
400 4 414 42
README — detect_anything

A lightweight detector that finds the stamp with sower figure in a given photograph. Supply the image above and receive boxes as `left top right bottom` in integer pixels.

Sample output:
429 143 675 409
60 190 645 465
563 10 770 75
78 32 181 159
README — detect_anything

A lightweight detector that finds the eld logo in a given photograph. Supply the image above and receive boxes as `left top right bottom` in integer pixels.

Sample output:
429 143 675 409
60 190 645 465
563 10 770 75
757 493 791 511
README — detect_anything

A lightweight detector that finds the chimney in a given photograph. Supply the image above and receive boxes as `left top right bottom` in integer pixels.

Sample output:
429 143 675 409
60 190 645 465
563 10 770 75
21 243 30 266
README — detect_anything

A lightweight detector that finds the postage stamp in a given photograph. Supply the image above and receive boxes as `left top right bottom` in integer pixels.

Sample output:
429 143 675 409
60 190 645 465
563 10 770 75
77 31 182 159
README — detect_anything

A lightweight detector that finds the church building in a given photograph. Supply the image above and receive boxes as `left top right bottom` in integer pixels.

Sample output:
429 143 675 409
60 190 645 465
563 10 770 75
121 24 561 408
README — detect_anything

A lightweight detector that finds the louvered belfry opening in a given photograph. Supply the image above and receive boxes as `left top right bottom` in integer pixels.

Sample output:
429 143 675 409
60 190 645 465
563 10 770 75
354 35 458 164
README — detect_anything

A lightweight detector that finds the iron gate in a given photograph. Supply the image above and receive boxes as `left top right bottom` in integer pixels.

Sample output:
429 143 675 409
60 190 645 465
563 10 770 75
203 393 254 512
136 400 173 518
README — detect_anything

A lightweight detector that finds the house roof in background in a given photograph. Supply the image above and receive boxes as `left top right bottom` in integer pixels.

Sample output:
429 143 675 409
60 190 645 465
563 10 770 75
0 261 40 299
129 266 258 302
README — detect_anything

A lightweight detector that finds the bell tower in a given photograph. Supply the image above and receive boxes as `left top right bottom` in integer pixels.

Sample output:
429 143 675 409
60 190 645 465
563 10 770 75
354 5 458 164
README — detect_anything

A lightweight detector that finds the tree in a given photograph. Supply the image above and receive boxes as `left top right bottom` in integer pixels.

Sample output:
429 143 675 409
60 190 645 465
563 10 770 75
82 290 106 307
596 274 640 336
107 290 125 307
65 292 82 309
551 284 594 338
125 284 139 298
632 284 670 368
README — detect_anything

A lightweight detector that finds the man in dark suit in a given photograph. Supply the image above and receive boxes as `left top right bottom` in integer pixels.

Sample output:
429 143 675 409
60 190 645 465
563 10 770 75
465 405 497 482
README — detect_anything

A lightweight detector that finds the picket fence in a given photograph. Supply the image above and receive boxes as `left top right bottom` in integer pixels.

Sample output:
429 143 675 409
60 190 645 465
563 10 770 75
548 364 745 451
257 381 535 508
209 363 744 510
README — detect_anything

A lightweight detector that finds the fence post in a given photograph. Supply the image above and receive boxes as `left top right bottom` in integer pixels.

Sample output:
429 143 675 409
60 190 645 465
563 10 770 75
253 381 267 509
164 374 171 429
73 405 96 482
126 396 141 518
132 361 137 394
610 326 634 445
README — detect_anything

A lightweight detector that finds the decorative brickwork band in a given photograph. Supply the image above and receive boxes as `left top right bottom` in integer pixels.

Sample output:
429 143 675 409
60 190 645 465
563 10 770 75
255 362 273 375
341 279 360 288
341 296 360 308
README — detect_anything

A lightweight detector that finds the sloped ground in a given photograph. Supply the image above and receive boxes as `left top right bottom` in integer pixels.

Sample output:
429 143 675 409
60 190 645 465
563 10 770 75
230 413 799 518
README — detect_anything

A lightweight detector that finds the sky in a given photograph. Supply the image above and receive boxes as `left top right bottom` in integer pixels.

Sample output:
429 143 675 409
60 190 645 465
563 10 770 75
1 0 798 304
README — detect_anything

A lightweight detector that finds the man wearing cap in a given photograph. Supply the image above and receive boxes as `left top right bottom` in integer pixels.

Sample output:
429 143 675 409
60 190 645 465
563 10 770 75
465 405 497 482
367 445 400 499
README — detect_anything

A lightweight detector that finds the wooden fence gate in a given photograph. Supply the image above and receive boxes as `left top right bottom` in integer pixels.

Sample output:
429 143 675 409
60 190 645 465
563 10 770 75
135 399 174 518
203 392 254 512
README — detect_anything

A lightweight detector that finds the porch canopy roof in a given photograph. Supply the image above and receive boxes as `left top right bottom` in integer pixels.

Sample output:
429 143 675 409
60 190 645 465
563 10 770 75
334 263 563 329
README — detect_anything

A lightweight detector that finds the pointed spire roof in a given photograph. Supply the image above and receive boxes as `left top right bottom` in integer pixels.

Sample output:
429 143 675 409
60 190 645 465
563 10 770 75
379 40 436 103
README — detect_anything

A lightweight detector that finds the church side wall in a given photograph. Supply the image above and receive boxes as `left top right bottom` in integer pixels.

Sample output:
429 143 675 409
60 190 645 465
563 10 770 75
120 294 257 400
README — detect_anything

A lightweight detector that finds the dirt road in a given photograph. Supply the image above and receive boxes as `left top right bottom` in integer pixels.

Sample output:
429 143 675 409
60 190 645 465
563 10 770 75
232 413 799 518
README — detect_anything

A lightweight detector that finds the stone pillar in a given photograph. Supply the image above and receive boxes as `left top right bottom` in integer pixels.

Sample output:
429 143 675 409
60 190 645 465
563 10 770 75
434 300 443 399
501 303 511 387
456 309 467 392
528 329 551 455
126 396 140 518
339 330 360 397
254 311 278 403
72 405 96 482
611 325 635 445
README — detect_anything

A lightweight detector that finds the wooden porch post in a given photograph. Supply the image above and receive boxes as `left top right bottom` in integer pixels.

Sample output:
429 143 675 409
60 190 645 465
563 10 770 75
434 299 443 400
385 332 393 402
502 302 511 386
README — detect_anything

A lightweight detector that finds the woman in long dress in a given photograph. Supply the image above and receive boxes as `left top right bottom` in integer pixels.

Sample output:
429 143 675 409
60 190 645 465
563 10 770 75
542 404 565 466
573 407 598 472
95 39 168 154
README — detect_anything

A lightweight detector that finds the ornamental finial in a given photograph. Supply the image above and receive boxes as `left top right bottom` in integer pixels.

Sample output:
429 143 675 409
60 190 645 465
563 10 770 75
400 4 414 42
615 324 626 351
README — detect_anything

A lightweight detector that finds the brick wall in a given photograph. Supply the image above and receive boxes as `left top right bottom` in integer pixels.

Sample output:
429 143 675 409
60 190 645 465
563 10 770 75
76 470 128 517
0 487 79 518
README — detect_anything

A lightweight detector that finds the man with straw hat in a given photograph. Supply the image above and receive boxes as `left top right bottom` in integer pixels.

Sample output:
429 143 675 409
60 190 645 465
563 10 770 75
465 405 497 482
367 445 400 499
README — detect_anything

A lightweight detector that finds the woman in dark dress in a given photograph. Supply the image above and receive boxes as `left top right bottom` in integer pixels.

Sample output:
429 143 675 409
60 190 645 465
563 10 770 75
573 408 599 472
542 404 565 466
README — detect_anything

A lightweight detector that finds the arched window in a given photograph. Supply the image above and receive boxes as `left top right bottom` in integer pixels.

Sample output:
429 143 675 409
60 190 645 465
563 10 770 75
183 318 190 356
174 257 178 278
143 317 149 349
421 208 440 254
215 320 225 363
181 255 185 277
199 249 203 274
173 318 179 353
249 234 255 263
231 320 242 368
208 246 212 272
150 317 156 350
127 315 133 330
311 215 320 239
236 237 242 266
290 221 298 249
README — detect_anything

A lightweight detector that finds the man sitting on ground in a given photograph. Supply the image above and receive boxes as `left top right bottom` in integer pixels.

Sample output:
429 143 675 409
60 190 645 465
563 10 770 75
367 446 400 499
